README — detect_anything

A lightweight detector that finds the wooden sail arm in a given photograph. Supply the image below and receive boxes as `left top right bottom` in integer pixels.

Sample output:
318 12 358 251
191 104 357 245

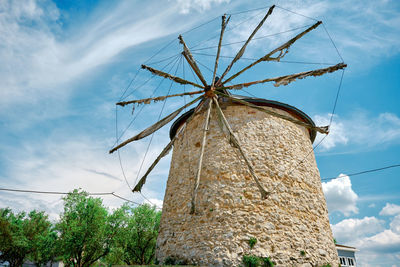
116 90 204 106
213 97 269 199
141 64 204 89
178 35 208 87
190 99 212 214
222 63 346 90
109 95 203 154
132 101 205 192
211 14 230 88
217 5 275 86
222 21 322 85
215 91 329 134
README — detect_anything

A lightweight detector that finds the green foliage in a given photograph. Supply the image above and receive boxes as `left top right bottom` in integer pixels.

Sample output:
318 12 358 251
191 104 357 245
0 208 57 267
164 256 177 265
243 255 260 267
300 250 306 256
333 238 337 244
109 203 161 265
56 189 122 267
242 255 274 267
320 264 332 267
25 210 58 267
248 237 257 249
260 257 275 267
0 208 29 267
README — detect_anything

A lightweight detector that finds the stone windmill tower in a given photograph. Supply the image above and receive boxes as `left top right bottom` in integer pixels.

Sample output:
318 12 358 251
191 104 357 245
110 5 346 266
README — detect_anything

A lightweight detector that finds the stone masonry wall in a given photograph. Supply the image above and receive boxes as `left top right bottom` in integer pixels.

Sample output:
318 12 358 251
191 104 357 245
156 100 339 266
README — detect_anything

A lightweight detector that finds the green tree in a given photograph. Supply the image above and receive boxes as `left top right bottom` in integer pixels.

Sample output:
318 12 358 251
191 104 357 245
25 210 58 267
57 189 121 267
0 209 56 267
0 208 29 267
109 204 161 265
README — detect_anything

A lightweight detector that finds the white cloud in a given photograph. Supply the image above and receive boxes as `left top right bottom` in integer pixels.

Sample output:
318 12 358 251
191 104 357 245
177 0 231 14
380 203 400 216
332 215 400 266
331 216 385 244
314 112 400 151
314 114 348 150
391 215 400 234
322 175 358 216
358 229 400 253
144 198 164 209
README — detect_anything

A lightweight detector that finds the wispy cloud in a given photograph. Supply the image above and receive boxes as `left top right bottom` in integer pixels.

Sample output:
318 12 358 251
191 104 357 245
0 130 169 214
314 112 400 151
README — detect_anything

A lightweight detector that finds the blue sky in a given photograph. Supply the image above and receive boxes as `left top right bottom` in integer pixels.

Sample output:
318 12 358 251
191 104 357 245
0 0 399 266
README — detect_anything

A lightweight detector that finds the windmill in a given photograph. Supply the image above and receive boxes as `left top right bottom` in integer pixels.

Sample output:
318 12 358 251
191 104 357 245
110 5 346 266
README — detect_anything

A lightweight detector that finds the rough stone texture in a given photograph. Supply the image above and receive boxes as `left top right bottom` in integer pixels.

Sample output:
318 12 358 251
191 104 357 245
156 100 339 266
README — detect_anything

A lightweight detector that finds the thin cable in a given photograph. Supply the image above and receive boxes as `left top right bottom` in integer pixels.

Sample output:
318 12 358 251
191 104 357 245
228 4 273 16
192 52 336 65
275 5 318 22
0 187 160 208
322 23 344 62
182 16 221 35
119 68 141 101
329 69 345 125
321 164 400 181
111 193 140 206
0 188 111 195
190 9 266 50
114 56 181 194
139 192 157 208
112 55 181 149
133 55 183 188
146 53 182 66
121 53 181 101
191 24 312 51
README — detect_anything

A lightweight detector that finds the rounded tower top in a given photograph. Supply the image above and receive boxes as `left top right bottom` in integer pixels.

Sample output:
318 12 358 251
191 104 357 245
170 95 317 142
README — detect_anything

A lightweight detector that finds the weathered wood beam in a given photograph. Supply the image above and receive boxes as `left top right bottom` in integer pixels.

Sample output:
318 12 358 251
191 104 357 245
211 14 230 88
133 101 205 193
213 97 269 199
223 63 346 89
109 95 203 153
190 99 212 214
116 90 204 106
179 35 209 87
141 64 204 89
217 5 275 85
223 21 322 85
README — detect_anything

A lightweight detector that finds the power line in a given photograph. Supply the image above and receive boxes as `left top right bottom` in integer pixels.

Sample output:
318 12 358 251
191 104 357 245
0 188 111 195
0 188 162 209
321 164 400 181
